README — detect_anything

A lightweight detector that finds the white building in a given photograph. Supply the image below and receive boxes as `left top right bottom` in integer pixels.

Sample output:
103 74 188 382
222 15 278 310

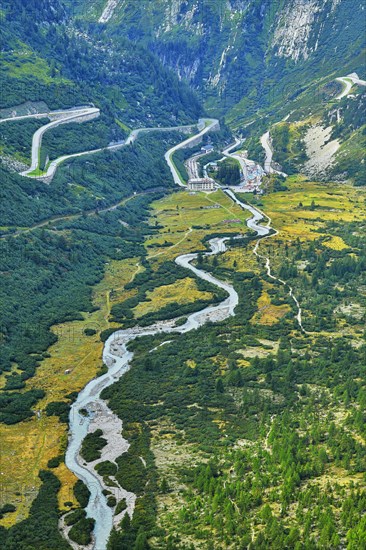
187 178 216 191
201 144 215 153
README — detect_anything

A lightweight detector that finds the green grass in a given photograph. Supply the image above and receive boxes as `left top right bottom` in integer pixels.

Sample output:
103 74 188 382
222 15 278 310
115 118 131 133
28 159 51 177
1 43 70 85
169 152 186 185
27 168 47 177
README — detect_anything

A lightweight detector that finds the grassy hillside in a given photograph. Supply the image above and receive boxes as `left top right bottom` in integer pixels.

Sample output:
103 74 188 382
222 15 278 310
245 84 366 185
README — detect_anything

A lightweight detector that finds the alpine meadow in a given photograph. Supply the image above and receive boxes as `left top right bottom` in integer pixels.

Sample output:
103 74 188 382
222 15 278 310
0 1 365 550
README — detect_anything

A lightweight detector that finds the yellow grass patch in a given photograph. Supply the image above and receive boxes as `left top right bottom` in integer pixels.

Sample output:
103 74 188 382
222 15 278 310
237 359 251 368
261 177 366 239
103 257 142 308
0 257 141 525
219 246 259 273
147 189 250 265
279 219 323 240
133 277 213 317
0 416 71 526
212 418 227 431
322 235 349 250
211 354 229 375
252 284 291 325
53 463 78 510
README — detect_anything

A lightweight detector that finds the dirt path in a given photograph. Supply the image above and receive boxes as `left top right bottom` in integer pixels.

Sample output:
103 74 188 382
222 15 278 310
264 415 275 454
0 190 155 240
148 227 193 259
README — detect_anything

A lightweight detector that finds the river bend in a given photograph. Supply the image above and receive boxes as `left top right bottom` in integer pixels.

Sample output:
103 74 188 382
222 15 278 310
64 194 271 549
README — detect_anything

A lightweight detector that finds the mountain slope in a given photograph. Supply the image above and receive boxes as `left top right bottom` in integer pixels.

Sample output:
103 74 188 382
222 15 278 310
66 0 365 184
0 0 202 126
68 0 366 123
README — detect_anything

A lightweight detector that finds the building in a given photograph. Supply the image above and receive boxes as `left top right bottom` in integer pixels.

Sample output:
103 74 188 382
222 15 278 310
187 178 216 191
201 144 214 153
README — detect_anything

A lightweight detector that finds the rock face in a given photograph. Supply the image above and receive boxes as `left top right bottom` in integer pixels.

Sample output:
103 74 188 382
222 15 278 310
98 0 120 23
303 125 340 177
272 0 322 62
272 0 343 62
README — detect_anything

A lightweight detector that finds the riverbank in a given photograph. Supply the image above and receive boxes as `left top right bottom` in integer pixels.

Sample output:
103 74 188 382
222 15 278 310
62 192 273 548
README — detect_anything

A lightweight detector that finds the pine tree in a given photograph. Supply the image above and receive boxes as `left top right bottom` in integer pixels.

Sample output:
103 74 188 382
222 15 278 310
133 528 149 550
160 477 170 494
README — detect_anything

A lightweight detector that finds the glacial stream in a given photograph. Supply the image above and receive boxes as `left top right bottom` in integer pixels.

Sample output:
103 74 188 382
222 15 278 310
64 193 272 550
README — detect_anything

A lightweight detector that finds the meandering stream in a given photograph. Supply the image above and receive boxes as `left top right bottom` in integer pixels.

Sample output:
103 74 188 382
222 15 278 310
63 191 274 549
63 122 308 547
225 189 306 332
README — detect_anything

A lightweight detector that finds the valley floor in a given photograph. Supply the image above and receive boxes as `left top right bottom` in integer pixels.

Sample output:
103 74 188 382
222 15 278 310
1 177 365 549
